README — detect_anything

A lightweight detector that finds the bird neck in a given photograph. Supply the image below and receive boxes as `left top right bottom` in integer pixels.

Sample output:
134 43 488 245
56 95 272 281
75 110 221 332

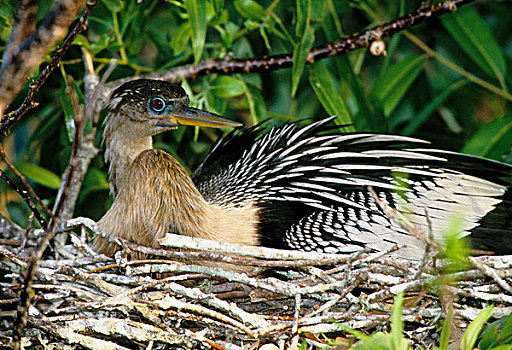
96 147 260 256
103 119 153 195
98 112 260 257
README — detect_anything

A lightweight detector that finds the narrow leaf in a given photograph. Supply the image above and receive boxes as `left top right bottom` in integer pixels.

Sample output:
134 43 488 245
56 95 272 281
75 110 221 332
439 305 454 350
391 292 404 350
291 23 314 97
371 55 426 117
16 163 61 190
442 7 506 82
402 79 468 135
462 114 512 160
461 305 494 350
296 0 308 37
184 0 207 63
170 22 192 55
307 62 352 129
59 89 76 143
246 82 267 122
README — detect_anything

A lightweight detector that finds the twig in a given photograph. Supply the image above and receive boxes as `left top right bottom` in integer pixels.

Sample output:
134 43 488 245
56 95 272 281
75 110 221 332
468 256 512 294
0 145 53 219
100 0 474 103
0 0 99 134
52 53 114 226
160 232 343 261
291 293 301 334
414 208 435 279
0 169 47 229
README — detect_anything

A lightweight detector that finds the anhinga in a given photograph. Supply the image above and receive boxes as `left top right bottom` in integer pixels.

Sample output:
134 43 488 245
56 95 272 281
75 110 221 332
94 79 512 260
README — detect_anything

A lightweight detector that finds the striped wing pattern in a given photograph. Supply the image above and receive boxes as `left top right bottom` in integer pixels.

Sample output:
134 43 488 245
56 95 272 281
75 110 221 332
192 118 512 257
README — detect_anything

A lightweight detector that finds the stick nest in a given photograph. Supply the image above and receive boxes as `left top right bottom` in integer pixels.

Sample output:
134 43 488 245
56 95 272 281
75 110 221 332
1 217 511 350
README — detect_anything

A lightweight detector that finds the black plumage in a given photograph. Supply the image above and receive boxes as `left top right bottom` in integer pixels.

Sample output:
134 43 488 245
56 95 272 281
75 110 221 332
193 117 512 257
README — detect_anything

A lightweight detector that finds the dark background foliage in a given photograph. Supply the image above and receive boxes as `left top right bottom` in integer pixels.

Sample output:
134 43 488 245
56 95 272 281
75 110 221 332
0 0 511 226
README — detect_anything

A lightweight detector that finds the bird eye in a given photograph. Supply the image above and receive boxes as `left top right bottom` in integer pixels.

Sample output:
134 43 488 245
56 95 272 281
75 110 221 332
150 97 166 113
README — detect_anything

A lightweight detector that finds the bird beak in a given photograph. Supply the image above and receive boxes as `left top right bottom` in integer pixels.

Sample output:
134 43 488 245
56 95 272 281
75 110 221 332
158 103 242 129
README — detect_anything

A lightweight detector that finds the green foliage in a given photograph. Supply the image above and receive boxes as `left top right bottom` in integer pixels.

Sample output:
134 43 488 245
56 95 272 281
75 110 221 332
461 305 494 350
462 114 512 160
339 293 502 350
15 163 61 190
0 1 511 231
438 304 454 350
479 313 512 350
370 55 427 117
441 6 506 83
341 292 410 350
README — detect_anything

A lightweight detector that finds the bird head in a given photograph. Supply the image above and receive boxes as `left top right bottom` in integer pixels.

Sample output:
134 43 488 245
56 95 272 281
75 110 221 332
105 79 241 137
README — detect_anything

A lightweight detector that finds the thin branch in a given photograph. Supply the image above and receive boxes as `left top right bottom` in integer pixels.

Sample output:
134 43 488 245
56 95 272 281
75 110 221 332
468 256 512 294
0 169 47 229
105 0 474 91
52 53 114 227
0 145 53 219
404 31 512 101
0 0 99 134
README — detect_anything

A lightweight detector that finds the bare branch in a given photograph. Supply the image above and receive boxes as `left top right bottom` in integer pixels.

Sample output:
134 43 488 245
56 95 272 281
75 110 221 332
0 145 53 220
0 169 47 229
0 0 99 134
105 0 474 91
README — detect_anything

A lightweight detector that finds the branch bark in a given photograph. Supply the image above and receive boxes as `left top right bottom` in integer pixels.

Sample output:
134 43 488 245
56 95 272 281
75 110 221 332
105 0 474 90
0 0 98 134
0 0 88 117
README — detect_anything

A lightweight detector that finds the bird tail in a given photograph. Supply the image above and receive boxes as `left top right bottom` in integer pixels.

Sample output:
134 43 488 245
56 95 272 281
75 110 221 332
470 188 512 255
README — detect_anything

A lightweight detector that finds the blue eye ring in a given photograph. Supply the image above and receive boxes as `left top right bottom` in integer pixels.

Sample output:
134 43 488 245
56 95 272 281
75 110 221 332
149 97 166 113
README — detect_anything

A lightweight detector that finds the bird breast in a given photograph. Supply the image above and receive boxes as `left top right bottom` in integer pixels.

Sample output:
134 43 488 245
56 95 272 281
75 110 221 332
94 148 260 257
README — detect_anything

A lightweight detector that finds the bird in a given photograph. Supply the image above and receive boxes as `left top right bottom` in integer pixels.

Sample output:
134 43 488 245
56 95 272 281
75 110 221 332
94 78 512 262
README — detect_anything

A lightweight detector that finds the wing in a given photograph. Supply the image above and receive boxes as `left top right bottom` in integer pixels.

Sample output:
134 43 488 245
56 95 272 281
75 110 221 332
192 117 512 256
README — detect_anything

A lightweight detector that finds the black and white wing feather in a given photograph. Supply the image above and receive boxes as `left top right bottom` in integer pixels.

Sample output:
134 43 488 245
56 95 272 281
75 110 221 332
192 118 512 257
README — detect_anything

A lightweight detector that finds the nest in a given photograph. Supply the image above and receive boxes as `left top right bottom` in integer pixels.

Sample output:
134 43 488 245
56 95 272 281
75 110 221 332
1 217 512 350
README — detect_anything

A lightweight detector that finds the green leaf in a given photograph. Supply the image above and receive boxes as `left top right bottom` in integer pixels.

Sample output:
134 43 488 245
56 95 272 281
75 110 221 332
16 163 61 190
72 34 90 48
462 115 512 160
296 0 308 37
371 55 426 117
391 292 404 350
170 22 191 55
103 0 123 13
206 91 227 115
246 83 267 121
461 305 494 350
184 0 207 63
402 79 468 135
442 7 506 82
211 0 225 14
307 62 352 129
291 23 314 97
234 0 265 21
439 305 454 350
211 76 245 98
479 323 501 350
89 34 110 54
243 82 267 123
59 89 76 144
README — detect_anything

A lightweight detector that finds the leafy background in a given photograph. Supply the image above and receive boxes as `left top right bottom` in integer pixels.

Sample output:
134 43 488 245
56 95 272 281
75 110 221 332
0 0 511 226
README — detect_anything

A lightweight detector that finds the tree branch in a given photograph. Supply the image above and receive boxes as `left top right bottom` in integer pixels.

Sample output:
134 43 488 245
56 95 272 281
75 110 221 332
0 0 98 134
106 0 474 91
